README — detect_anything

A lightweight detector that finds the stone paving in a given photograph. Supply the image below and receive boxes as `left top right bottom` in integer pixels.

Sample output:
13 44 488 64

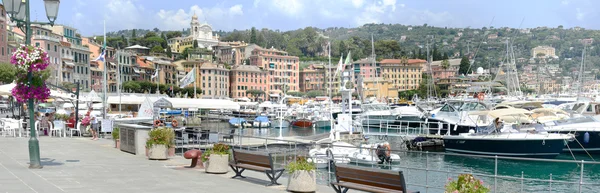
0 137 335 193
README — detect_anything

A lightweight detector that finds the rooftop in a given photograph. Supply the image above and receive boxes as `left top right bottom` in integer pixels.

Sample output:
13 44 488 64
380 59 427 65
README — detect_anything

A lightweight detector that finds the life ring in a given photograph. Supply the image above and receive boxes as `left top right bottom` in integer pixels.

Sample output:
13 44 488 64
154 120 164 127
172 119 178 127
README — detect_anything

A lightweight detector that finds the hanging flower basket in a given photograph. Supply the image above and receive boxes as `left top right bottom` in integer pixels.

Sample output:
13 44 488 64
10 45 51 103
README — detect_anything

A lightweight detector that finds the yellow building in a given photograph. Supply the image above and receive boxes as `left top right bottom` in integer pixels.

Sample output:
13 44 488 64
531 46 556 58
380 58 426 91
362 77 399 103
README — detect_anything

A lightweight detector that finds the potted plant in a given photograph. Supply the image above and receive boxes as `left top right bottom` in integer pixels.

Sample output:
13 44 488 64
286 156 316 192
167 129 175 157
112 127 120 149
201 143 230 174
445 174 490 193
145 127 174 160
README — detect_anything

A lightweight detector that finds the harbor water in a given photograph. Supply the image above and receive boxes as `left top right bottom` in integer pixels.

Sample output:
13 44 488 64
202 121 600 193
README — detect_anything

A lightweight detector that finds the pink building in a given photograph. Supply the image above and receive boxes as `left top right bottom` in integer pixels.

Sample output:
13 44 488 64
299 64 328 92
249 46 300 95
427 59 461 79
90 61 103 92
351 57 379 86
0 5 8 64
230 65 269 101
31 25 62 85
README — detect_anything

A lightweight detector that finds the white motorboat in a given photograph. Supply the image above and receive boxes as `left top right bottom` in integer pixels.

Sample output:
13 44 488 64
347 143 401 165
391 105 424 122
359 103 397 126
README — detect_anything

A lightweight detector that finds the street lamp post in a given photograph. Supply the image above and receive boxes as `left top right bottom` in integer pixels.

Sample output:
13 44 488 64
3 0 60 169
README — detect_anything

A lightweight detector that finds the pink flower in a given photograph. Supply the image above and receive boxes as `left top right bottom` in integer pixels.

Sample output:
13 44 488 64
479 180 483 185
453 191 458 193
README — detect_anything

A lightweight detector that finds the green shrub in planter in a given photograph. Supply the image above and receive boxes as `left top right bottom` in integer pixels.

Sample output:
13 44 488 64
112 127 120 140
146 127 175 149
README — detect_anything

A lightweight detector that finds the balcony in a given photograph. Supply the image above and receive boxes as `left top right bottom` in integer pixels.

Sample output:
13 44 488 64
72 44 89 51
33 35 60 42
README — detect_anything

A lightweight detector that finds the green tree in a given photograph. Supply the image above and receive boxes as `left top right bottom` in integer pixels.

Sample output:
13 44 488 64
144 32 157 38
246 89 265 101
165 31 183 39
0 63 16 83
151 45 164 53
166 46 172 58
132 29 137 38
193 40 198 48
250 27 257 44
458 56 471 75
306 90 325 98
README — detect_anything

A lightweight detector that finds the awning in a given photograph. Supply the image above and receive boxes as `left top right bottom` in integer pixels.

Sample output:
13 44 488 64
64 62 74 66
133 67 141 73
109 62 116 66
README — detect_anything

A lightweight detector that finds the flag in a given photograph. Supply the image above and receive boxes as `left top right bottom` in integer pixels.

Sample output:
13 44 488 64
334 55 343 77
93 50 105 62
343 51 352 69
151 68 159 79
179 67 196 88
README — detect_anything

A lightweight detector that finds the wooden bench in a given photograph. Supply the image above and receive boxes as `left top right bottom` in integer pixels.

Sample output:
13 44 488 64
331 164 419 193
229 149 284 186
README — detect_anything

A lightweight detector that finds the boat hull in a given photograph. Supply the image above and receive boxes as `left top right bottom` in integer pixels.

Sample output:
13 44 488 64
556 131 600 153
443 137 567 159
424 119 474 135
361 115 397 126
292 120 313 128
314 120 332 130
252 122 271 128
271 120 290 128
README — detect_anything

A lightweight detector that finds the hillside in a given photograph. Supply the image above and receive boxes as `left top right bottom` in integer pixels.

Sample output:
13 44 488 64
105 24 600 76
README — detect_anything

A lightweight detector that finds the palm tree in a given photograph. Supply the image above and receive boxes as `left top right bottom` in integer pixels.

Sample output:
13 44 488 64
441 59 450 70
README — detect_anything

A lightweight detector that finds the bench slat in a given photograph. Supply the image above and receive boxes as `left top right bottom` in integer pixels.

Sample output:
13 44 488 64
334 164 408 192
230 163 272 172
233 151 272 168
331 181 404 193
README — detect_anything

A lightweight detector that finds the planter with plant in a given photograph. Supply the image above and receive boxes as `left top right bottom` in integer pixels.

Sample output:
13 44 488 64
202 143 230 174
112 127 120 149
286 156 316 192
445 174 490 193
145 127 174 160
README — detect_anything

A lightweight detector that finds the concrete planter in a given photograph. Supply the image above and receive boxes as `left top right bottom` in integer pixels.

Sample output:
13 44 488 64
287 170 316 192
115 139 120 149
148 145 168 160
205 154 229 174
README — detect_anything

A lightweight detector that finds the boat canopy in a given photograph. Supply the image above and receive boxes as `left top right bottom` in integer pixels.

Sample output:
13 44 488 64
159 110 182 115
108 97 240 110
229 118 246 124
254 116 269 122
168 98 240 110
470 108 532 118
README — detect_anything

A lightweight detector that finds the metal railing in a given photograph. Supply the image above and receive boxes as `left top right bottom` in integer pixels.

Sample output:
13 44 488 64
174 129 600 193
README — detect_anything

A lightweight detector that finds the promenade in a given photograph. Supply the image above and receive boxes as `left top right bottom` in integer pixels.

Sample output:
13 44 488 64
0 137 334 193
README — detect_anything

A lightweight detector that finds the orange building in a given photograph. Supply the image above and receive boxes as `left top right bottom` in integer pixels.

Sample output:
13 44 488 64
230 65 269 100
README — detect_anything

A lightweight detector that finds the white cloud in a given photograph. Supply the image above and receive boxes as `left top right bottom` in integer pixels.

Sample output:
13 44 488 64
354 0 398 25
561 0 570 5
399 4 406 8
259 0 304 18
351 0 365 8
229 4 244 16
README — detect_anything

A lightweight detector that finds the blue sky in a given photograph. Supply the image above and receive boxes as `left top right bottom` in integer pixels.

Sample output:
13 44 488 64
25 0 599 36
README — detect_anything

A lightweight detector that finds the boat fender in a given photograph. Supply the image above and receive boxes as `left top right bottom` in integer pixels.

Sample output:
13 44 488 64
542 139 545 146
584 132 590 144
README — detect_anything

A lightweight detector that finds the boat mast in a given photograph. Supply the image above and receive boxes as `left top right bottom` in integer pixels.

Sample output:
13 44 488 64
371 34 379 102
577 45 586 99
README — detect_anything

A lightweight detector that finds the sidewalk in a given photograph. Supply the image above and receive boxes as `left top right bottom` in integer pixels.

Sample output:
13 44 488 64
0 137 335 193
